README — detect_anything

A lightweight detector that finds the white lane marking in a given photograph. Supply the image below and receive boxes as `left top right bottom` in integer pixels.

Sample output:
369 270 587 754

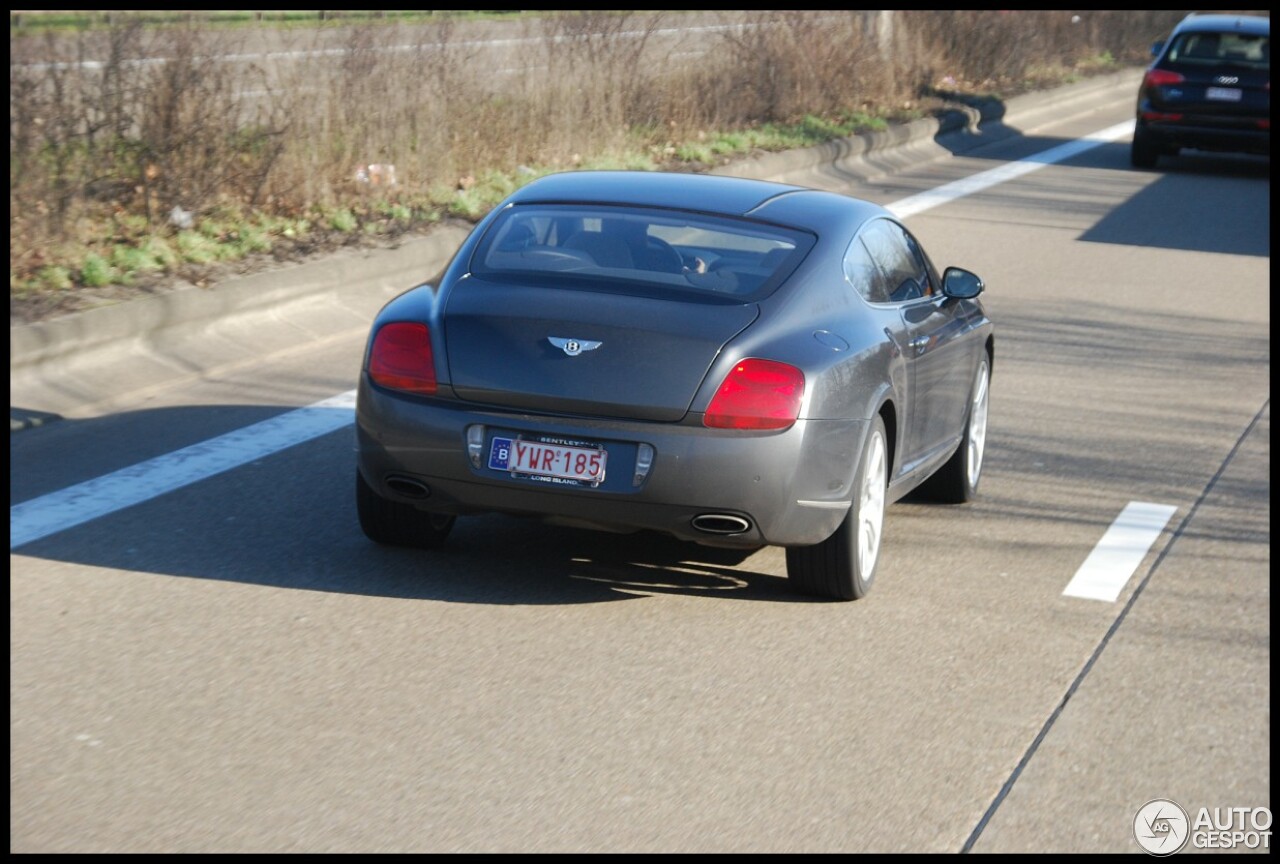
1062 502 1178 602
9 390 356 550
8 121 1139 548
888 120 1135 219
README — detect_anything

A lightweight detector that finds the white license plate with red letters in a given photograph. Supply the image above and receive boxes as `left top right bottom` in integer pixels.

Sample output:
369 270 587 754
488 436 607 485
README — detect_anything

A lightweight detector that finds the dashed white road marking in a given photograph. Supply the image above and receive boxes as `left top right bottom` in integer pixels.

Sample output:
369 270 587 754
1062 502 1178 602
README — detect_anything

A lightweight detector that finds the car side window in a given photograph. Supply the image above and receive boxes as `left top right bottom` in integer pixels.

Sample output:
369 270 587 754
843 237 890 303
860 219 934 303
901 226 941 298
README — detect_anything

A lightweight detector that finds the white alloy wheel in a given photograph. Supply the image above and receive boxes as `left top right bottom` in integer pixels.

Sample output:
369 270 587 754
858 426 887 580
919 353 991 504
785 414 889 600
965 357 990 490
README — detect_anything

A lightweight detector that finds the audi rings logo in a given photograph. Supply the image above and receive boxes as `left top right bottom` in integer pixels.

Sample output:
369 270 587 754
1135 799 1191 856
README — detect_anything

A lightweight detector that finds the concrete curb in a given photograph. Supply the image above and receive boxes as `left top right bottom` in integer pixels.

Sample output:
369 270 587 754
9 69 1141 431
713 69 1140 182
10 226 470 427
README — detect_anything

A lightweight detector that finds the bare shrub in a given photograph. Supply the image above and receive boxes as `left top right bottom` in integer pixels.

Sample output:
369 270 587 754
135 27 278 222
898 10 1190 91
10 22 290 238
262 19 499 205
532 12 670 159
1079 10 1194 63
900 11 1044 87
749 13 883 121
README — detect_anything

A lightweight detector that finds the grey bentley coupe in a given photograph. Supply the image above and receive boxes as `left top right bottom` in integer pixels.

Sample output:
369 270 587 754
355 171 993 600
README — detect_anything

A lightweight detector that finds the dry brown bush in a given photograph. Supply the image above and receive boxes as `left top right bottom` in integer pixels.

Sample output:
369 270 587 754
899 10 1192 91
713 12 890 124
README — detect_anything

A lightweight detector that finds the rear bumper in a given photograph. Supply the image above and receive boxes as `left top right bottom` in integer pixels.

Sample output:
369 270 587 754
1137 116 1270 156
356 379 868 548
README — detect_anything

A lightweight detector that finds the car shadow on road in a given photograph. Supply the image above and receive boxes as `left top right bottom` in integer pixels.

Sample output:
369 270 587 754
11 410 817 605
1078 153 1269 257
813 121 1269 259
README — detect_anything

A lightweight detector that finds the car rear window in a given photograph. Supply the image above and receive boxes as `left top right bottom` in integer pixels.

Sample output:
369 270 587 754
471 204 816 302
1166 30 1270 69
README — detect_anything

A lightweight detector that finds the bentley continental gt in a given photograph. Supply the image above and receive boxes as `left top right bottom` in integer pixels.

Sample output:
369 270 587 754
355 171 994 600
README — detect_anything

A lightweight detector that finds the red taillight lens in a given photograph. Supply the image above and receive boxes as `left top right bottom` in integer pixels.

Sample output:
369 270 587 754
703 358 804 430
1144 69 1185 88
368 322 437 395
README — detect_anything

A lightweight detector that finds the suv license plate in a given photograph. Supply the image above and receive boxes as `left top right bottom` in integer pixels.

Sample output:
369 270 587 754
1206 87 1242 101
488 436 607 485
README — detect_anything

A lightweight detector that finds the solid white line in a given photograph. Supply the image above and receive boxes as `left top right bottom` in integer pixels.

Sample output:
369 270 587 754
9 390 356 550
8 120 1141 548
888 120 1135 219
1062 502 1178 602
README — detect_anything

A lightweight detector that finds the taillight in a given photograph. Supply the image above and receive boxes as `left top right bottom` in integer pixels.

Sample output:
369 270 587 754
1144 69 1185 89
703 358 804 430
368 322 437 395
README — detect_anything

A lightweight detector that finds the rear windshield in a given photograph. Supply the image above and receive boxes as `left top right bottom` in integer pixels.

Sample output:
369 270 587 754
470 204 816 302
1166 30 1270 69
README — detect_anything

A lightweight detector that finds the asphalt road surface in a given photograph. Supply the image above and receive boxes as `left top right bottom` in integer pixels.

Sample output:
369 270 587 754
10 82 1270 852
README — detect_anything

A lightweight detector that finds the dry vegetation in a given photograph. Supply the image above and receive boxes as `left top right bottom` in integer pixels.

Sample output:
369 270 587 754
9 10 1188 322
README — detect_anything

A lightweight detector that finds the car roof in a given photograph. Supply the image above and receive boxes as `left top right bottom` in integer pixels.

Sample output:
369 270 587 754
506 170 811 217
1172 13 1269 37
504 170 888 231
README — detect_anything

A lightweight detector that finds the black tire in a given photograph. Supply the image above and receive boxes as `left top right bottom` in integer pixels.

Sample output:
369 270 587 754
1131 129 1159 169
786 414 888 600
356 470 455 548
920 354 990 504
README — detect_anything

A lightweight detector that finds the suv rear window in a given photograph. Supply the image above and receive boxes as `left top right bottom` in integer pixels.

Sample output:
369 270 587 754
471 204 815 302
1166 30 1270 69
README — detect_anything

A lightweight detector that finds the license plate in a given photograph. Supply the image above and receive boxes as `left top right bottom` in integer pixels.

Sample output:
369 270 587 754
488 436 607 486
1205 87 1242 102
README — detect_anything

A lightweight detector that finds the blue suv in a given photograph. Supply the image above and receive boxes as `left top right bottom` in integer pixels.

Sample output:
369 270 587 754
1131 13 1270 168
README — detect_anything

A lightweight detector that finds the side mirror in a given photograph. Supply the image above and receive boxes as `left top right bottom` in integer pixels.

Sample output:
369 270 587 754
1151 40 1164 57
941 267 984 299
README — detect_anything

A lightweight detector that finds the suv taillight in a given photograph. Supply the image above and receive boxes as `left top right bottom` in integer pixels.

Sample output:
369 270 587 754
1144 69 1185 89
368 322 437 395
703 359 804 430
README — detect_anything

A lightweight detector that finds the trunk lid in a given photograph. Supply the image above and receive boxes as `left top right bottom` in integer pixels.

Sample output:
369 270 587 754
443 276 758 421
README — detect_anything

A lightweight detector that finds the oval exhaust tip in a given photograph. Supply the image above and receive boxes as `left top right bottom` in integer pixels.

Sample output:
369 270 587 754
691 514 751 535
385 475 430 499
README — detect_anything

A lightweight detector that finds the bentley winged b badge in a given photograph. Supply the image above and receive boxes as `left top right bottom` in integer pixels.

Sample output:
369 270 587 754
548 337 602 357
